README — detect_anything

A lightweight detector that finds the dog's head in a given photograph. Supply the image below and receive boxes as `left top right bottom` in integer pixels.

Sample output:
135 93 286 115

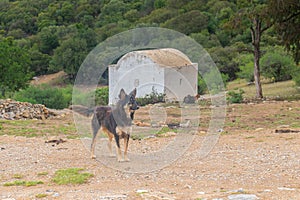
119 88 139 119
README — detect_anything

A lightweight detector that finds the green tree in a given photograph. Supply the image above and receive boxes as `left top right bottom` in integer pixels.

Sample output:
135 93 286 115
209 46 239 81
227 1 272 98
38 26 59 55
29 49 51 76
50 37 88 80
162 10 209 35
0 37 32 96
98 0 130 26
267 0 300 64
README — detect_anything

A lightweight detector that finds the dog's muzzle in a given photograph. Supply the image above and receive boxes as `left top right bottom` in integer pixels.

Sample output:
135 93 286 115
130 104 139 111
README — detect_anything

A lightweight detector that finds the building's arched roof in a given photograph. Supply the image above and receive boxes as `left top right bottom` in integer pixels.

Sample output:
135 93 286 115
118 48 193 67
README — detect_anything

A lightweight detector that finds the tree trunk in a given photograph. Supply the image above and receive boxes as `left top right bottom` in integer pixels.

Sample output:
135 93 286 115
251 18 263 99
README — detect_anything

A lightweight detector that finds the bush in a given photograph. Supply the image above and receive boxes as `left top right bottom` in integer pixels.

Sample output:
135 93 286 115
227 89 245 104
237 62 254 82
136 87 165 106
202 70 228 94
236 54 254 82
14 84 72 109
261 47 296 82
72 87 109 107
292 66 300 86
198 76 207 95
95 87 109 105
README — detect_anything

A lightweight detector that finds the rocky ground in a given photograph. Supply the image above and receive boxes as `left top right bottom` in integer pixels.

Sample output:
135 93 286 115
0 100 300 200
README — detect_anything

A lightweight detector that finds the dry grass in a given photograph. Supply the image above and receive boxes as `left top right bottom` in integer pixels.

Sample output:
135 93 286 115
227 79 300 99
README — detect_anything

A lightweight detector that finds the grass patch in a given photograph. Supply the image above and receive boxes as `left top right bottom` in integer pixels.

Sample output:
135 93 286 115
227 79 300 100
131 134 145 140
13 174 24 179
36 194 48 198
155 126 177 137
52 168 93 185
37 171 48 176
3 180 43 187
255 139 264 143
0 119 77 138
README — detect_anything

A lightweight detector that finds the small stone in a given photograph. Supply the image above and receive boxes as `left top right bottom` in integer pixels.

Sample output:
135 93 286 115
255 128 264 131
277 125 290 128
136 189 148 194
228 194 258 200
197 191 205 195
52 193 60 197
278 187 295 191
184 184 192 189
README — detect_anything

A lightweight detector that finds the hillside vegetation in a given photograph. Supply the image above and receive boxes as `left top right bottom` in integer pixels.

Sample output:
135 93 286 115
0 0 300 104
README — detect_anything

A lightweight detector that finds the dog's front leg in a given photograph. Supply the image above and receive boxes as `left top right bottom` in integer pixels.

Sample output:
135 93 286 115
124 133 130 162
114 134 123 162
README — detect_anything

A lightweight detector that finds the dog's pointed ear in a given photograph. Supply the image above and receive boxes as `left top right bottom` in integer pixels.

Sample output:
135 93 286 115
119 88 127 100
130 88 137 97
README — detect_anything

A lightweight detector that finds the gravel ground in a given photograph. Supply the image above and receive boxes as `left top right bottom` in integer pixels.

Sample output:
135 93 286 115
1 101 300 199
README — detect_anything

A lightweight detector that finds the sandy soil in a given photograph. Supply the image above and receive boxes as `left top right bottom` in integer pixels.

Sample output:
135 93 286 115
1 101 300 200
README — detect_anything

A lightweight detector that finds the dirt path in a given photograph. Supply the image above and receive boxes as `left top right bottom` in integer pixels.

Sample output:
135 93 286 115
1 101 300 199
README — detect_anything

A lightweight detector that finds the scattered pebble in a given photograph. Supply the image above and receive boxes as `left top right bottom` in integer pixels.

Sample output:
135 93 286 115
277 187 296 191
228 194 258 200
184 184 192 189
255 128 264 131
136 189 149 194
52 193 60 197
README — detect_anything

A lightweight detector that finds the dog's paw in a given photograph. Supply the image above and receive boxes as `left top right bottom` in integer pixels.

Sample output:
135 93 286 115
109 153 116 157
117 158 130 162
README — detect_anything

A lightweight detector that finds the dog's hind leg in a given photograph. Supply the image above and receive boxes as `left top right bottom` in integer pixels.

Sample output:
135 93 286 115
91 115 100 159
107 132 115 157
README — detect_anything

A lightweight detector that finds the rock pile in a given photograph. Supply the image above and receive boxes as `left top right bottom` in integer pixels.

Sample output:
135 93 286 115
0 99 57 120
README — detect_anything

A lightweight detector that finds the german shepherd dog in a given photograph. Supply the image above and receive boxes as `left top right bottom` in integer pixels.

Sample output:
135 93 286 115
72 88 139 162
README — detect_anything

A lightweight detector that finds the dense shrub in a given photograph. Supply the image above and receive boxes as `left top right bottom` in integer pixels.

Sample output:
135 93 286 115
237 62 254 82
198 76 207 95
95 87 109 105
236 54 254 82
227 89 245 104
292 66 300 86
14 84 72 109
261 47 296 82
202 70 228 94
72 86 109 107
136 88 165 106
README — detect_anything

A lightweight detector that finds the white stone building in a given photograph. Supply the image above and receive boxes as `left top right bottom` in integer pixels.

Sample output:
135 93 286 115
109 48 198 104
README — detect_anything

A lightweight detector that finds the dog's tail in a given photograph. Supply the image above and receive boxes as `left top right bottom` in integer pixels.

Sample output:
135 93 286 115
69 105 94 117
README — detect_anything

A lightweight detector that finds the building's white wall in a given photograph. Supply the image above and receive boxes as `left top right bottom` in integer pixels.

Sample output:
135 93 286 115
109 52 164 104
164 63 198 102
109 51 198 104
